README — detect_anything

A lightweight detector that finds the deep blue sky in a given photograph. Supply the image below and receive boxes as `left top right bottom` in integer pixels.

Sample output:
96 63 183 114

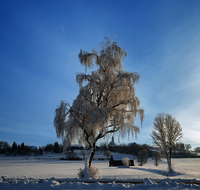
1 0 200 149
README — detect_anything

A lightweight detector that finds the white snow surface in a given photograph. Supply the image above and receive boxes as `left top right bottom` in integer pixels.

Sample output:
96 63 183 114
1 152 200 189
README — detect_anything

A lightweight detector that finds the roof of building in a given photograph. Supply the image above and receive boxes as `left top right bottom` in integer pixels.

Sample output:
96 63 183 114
111 154 133 160
127 142 137 147
70 145 83 147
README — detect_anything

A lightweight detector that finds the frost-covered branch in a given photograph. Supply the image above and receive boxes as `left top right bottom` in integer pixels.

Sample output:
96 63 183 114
150 113 182 173
54 38 144 173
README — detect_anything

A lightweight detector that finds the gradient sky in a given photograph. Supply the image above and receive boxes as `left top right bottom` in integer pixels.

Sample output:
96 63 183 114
1 0 200 149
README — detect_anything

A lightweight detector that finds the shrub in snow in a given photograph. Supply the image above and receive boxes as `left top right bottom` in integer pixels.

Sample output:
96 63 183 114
153 150 161 166
103 150 112 160
5 151 10 156
78 168 84 178
122 157 130 167
80 149 88 159
1 175 8 181
13 151 18 156
78 165 100 179
137 148 148 166
66 150 77 159
88 165 100 179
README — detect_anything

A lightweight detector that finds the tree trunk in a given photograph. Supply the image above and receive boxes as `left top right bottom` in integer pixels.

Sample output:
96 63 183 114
167 157 172 172
167 154 173 173
165 151 172 173
89 142 96 168
83 142 96 178
169 147 172 170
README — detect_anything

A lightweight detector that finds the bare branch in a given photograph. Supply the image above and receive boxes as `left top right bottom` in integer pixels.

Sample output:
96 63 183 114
150 113 182 172
54 38 144 169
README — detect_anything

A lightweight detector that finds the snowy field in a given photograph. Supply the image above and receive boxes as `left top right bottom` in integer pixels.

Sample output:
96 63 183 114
1 152 200 189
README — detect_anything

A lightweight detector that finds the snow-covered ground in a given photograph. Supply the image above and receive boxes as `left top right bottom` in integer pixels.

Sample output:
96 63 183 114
1 152 200 189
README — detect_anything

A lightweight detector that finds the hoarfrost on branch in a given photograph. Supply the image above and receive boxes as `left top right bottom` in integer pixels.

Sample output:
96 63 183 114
54 38 144 172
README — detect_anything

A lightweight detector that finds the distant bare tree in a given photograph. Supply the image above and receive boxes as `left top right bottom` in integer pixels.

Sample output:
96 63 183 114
150 113 182 172
153 150 162 166
194 147 200 153
66 150 77 160
0 141 9 153
103 150 112 159
137 148 148 166
54 38 144 177
81 150 88 159
185 144 191 152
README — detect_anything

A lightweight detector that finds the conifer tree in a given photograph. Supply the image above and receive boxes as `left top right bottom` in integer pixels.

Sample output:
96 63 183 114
11 142 17 153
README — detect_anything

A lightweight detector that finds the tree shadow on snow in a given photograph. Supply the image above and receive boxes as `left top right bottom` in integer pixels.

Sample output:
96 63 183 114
132 167 184 177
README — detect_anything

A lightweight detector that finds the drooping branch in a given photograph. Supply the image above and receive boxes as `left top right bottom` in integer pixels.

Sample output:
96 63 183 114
54 38 144 171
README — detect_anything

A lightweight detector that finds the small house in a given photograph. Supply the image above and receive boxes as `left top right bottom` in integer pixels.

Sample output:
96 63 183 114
109 154 134 167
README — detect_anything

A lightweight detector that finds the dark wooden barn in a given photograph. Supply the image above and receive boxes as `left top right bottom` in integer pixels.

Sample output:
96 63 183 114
109 154 134 167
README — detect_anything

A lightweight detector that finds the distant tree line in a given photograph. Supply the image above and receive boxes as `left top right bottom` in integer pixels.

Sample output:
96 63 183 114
98 141 200 159
0 141 63 156
194 147 200 153
172 142 200 158
98 142 154 157
1 140 199 159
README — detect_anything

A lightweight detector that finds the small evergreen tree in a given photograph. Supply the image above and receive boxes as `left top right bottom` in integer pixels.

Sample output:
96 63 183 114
21 146 31 156
21 142 25 151
137 148 148 166
11 142 17 153
127 142 142 156
54 142 60 153
44 144 54 153
17 144 21 154
39 147 43 155
59 144 63 153
0 141 9 154
5 146 11 156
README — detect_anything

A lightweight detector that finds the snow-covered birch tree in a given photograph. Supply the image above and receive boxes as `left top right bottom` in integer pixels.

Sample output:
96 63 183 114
150 113 182 173
54 38 144 177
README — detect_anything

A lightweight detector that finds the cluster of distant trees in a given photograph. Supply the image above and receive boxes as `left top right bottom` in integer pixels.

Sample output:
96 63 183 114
194 147 200 153
98 141 200 159
42 142 63 153
172 142 200 158
0 141 41 156
0 141 63 156
98 142 154 157
1 140 199 159
172 142 192 152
